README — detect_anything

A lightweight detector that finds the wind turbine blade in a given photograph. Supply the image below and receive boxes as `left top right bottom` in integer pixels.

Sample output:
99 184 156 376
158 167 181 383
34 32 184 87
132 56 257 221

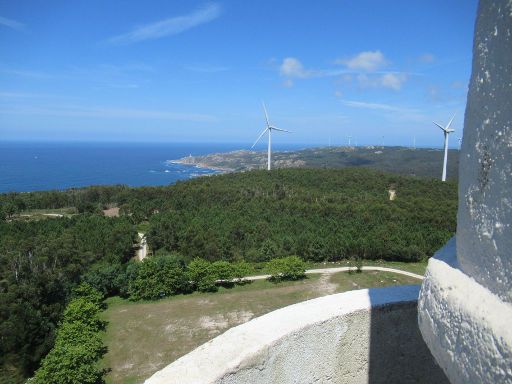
270 126 291 133
262 101 270 128
433 121 446 131
251 128 268 148
446 113 456 130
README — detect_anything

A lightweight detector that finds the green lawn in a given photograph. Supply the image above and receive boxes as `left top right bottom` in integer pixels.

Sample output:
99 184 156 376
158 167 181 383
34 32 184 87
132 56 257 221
101 269 421 384
13 207 76 221
307 259 428 275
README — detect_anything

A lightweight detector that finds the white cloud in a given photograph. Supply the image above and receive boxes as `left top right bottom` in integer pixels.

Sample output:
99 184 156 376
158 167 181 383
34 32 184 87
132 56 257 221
357 73 407 90
341 100 405 112
106 3 221 45
336 50 387 71
279 57 312 78
278 58 349 84
418 53 435 63
380 73 407 90
282 79 294 88
0 16 26 31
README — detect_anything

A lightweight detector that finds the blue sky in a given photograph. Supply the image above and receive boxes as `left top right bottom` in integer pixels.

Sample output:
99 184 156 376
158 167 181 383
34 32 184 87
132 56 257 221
0 0 478 147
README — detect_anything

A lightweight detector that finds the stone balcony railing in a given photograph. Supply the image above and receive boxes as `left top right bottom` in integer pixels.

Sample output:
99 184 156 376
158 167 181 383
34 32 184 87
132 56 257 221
145 285 448 384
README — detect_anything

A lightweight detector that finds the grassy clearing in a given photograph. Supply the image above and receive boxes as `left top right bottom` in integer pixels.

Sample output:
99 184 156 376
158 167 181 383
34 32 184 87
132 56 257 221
136 221 150 233
307 259 428 275
102 270 420 384
12 207 76 221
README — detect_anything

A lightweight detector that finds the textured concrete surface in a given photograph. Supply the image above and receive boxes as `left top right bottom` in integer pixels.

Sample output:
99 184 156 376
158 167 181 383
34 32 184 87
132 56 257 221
146 286 447 384
418 2 512 382
418 238 512 383
457 0 512 302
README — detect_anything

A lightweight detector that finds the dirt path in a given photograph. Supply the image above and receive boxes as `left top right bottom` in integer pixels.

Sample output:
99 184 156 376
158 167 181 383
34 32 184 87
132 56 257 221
136 233 148 261
244 266 424 281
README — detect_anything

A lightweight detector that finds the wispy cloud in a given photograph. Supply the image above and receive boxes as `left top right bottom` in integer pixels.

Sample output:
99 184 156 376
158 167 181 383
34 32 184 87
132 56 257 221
357 73 408 91
0 67 53 79
418 53 435 63
335 51 387 72
278 57 350 86
277 54 408 90
106 3 221 45
0 16 26 31
280 58 314 79
341 100 409 112
0 105 217 122
341 99 428 122
185 64 230 73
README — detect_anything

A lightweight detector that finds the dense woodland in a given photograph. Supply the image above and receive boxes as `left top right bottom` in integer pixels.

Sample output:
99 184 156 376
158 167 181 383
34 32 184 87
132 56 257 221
0 168 457 383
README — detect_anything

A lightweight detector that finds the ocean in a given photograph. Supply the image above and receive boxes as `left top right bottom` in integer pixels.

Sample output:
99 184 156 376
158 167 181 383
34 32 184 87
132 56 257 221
0 141 307 193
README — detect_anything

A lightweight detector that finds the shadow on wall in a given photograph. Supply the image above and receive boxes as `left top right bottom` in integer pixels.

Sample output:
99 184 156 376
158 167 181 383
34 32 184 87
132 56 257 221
366 289 449 384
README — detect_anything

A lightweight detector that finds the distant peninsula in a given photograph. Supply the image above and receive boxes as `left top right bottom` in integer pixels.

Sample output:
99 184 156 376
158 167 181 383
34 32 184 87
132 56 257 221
169 146 459 180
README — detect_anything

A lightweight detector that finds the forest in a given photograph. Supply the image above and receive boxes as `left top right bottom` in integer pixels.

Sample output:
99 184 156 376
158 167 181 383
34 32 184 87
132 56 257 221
0 168 457 383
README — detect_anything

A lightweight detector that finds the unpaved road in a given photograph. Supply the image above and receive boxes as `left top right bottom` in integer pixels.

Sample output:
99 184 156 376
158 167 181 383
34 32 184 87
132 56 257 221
136 233 148 261
244 266 424 281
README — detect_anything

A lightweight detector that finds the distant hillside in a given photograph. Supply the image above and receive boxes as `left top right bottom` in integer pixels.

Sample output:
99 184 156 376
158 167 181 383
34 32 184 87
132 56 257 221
171 146 459 180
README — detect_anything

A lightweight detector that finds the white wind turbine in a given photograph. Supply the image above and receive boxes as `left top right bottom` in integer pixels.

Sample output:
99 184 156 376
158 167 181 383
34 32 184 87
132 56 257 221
252 102 291 170
433 114 456 182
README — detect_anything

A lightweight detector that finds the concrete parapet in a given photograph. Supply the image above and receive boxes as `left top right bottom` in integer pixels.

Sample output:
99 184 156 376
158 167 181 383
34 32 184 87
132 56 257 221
146 286 447 384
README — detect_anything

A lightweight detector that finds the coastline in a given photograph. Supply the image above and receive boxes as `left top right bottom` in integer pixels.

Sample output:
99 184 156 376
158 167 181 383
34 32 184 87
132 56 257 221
167 159 234 174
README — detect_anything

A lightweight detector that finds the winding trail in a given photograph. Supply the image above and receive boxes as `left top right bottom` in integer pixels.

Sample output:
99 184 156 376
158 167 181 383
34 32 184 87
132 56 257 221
136 232 148 261
243 266 424 281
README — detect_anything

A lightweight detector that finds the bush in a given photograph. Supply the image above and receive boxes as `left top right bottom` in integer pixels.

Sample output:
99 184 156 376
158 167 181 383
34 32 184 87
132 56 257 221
31 286 106 384
62 298 105 332
267 256 307 281
232 261 252 281
211 261 234 281
72 282 104 306
129 255 188 300
187 258 218 292
82 263 126 297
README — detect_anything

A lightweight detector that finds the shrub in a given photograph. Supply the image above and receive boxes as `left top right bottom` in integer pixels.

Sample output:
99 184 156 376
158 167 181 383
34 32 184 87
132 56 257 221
82 263 126 297
31 286 106 384
211 261 234 281
267 256 307 281
232 261 252 281
129 255 188 300
187 258 218 292
62 298 105 332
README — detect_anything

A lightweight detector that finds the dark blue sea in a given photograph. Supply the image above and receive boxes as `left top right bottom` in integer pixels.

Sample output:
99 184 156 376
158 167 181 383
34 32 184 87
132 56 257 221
0 142 308 193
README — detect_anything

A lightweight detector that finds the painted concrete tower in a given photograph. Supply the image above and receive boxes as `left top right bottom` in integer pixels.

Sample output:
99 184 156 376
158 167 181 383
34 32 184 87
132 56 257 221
418 1 512 382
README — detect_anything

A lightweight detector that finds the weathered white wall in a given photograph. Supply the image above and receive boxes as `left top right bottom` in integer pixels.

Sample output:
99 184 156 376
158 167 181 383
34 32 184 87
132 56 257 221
146 286 447 384
418 1 512 383
418 238 512 383
457 0 512 302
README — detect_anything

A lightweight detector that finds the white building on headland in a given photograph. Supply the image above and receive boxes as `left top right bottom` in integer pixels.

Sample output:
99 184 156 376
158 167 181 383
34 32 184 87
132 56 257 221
145 1 511 382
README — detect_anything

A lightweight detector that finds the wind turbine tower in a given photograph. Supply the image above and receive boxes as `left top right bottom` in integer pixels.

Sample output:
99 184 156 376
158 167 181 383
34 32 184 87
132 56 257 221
433 114 456 182
348 136 352 146
252 102 290 171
